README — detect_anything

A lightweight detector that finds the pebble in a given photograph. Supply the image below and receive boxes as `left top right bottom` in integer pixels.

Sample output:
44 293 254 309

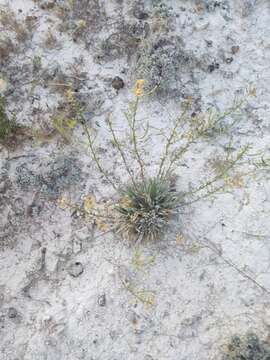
112 76 124 90
8 307 18 319
133 9 149 20
223 71 234 79
0 180 7 193
208 62 219 73
98 294 106 307
194 20 209 31
68 262 84 277
231 45 240 54
225 57 233 64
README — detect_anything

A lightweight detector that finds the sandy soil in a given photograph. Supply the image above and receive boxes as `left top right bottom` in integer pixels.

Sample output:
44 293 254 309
1 0 270 359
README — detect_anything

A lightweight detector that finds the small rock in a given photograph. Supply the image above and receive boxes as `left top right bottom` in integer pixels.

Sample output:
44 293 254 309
0 180 8 193
231 45 240 54
144 356 154 360
98 294 106 307
133 9 149 20
208 62 219 73
223 71 234 79
225 57 233 64
112 76 124 90
8 307 18 319
194 20 209 31
205 40 213 47
68 262 84 277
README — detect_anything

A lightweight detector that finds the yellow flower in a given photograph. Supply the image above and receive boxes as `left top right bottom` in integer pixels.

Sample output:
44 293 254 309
83 195 96 214
77 19 86 29
135 79 145 97
57 197 70 209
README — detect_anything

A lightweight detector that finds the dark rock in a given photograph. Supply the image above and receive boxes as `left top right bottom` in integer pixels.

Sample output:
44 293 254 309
208 62 219 73
231 45 240 54
112 76 124 90
8 307 18 318
225 57 233 64
68 262 84 277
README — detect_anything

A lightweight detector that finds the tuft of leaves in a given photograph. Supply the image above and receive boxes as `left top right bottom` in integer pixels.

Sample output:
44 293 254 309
116 177 179 241
222 332 270 360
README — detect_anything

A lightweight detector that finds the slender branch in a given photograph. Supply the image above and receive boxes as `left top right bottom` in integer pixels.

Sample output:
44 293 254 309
107 114 137 187
157 106 189 179
199 236 270 296
82 121 117 191
162 141 191 180
184 145 250 200
129 97 145 182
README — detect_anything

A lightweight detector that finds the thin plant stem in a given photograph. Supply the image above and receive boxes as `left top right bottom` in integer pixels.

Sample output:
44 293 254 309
157 106 189 179
130 97 146 182
183 145 250 200
82 121 117 191
107 114 137 187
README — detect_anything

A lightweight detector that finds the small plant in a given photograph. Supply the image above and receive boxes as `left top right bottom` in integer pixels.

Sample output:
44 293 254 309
117 178 179 241
70 79 250 242
222 332 270 360
0 96 17 142
51 83 79 143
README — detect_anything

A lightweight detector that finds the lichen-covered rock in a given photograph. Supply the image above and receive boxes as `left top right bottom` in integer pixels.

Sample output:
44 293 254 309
222 332 270 360
16 155 82 197
96 21 149 62
135 35 200 95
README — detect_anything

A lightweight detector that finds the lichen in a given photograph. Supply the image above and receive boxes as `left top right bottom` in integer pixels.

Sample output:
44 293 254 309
16 156 82 197
222 332 270 360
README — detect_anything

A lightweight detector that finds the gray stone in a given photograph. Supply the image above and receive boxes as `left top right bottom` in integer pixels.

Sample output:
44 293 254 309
8 307 18 318
111 77 124 90
68 262 84 277
98 294 106 307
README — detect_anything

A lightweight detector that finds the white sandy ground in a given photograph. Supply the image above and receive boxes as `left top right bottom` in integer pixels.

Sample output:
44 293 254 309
1 0 270 359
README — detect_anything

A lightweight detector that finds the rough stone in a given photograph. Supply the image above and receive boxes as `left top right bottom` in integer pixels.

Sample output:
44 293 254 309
68 262 84 278
111 76 124 90
8 307 18 319
97 294 106 307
